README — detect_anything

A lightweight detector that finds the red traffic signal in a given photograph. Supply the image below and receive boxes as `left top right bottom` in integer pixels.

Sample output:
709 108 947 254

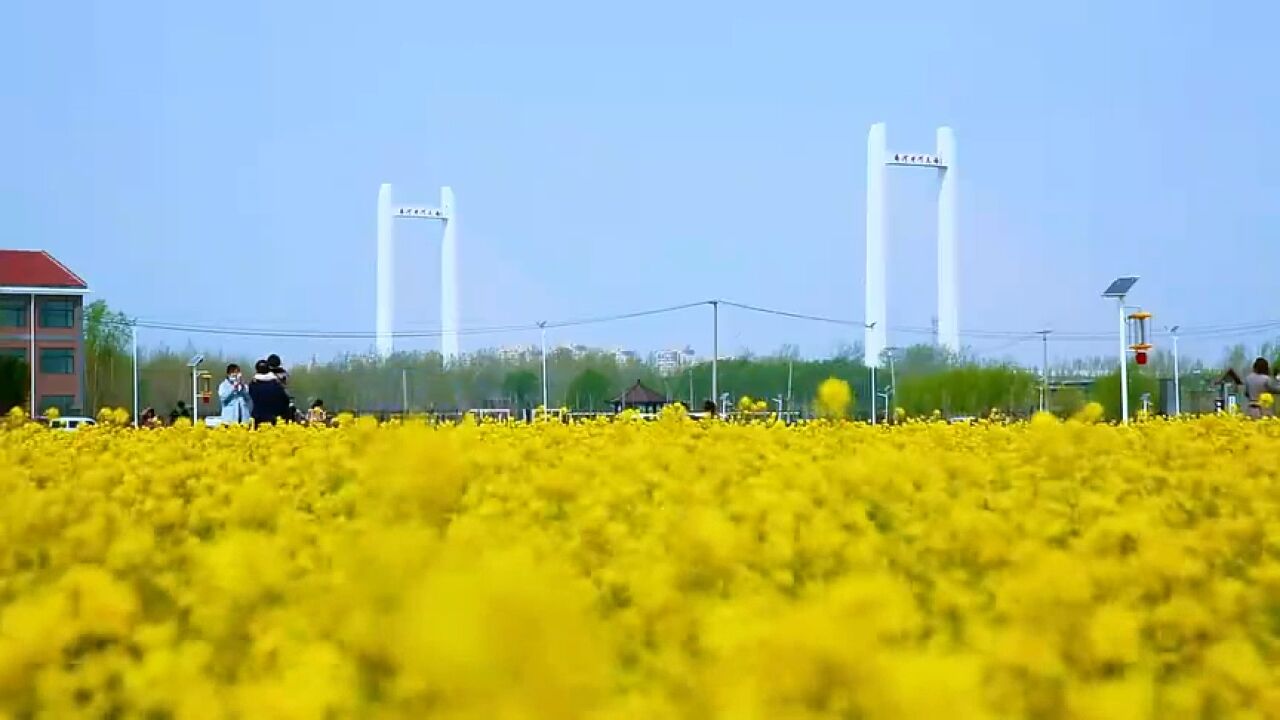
1135 351 1148 366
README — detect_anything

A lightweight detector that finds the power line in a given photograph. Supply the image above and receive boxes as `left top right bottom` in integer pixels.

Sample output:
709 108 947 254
108 301 1280 345
115 300 713 339
717 300 863 327
543 300 711 330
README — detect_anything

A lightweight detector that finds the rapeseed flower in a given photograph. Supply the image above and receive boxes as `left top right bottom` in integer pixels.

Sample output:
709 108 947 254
0 414 1275 717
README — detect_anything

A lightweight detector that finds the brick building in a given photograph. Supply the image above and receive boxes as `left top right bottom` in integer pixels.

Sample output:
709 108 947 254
0 250 90 415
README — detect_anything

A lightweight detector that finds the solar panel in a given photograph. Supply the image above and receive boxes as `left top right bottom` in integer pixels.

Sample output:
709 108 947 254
1102 276 1139 298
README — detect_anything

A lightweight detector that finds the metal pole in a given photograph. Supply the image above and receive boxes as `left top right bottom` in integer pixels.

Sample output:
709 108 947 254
869 364 876 425
376 184 394 358
711 301 719 413
401 368 408 413
439 187 459 363
539 322 549 411
132 321 139 428
1172 331 1181 416
888 351 897 418
191 366 198 425
1119 298 1130 424
786 360 793 411
29 293 35 417
1037 330 1051 411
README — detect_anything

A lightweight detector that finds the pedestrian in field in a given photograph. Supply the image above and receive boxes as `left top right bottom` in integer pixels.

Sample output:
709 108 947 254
1243 357 1280 418
267 353 297 421
168 401 191 425
267 353 289 386
140 407 162 429
217 363 252 425
249 359 290 426
307 399 328 426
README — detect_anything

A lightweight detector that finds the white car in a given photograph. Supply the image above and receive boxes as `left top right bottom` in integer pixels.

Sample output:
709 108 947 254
47 416 97 432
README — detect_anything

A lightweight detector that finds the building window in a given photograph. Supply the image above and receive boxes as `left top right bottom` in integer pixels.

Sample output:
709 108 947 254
39 299 75 328
0 298 27 328
39 395 75 415
40 348 75 374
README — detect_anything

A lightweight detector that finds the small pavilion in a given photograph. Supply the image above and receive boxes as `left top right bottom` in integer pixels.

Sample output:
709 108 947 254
611 380 669 414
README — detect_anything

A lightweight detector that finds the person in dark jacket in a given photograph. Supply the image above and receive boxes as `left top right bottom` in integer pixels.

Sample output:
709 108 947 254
249 359 290 426
168 401 191 425
266 353 296 421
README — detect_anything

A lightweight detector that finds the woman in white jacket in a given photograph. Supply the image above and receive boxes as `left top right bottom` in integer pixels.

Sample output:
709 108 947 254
217 363 253 425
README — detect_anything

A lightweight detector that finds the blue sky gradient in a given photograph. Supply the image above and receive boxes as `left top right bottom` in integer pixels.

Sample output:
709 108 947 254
4 1 1277 364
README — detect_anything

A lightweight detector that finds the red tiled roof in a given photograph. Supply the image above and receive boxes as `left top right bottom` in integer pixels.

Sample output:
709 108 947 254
0 250 88 289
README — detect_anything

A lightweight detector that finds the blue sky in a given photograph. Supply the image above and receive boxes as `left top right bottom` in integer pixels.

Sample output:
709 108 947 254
3 0 1277 365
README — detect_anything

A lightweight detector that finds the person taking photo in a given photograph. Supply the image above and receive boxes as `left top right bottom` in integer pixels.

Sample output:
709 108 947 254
217 363 252 425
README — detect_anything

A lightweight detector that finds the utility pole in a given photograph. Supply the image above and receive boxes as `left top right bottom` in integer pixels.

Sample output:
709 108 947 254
1036 330 1052 412
538 321 549 412
711 301 719 413
401 368 409 413
1169 325 1181 416
131 320 140 428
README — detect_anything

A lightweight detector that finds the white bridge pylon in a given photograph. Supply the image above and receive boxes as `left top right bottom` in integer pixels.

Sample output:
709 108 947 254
376 183 458 361
864 123 958 367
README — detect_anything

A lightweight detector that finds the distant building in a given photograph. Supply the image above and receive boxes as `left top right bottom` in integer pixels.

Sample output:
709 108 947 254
497 344 537 363
557 343 591 360
655 346 697 376
0 250 90 415
614 348 638 365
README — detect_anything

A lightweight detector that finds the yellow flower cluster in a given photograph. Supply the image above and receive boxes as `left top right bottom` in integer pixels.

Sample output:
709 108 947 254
815 378 853 419
2 411 1280 718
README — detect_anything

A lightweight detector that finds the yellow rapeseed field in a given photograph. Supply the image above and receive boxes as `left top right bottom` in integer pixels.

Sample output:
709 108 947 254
2 407 1280 719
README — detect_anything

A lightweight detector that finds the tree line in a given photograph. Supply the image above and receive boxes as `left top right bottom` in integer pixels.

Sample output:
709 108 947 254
0 300 1256 422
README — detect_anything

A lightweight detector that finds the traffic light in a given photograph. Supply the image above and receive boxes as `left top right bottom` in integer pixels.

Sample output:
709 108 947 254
1135 351 1148 366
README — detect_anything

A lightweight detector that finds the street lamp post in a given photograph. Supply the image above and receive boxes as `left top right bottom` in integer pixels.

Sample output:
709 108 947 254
1169 325 1181 416
877 388 891 422
864 322 878 424
1102 277 1140 424
786 360 793 413
401 368 409 413
883 346 899 419
187 354 205 425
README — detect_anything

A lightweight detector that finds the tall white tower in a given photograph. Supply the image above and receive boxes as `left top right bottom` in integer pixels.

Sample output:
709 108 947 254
864 123 958 367
375 183 459 362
